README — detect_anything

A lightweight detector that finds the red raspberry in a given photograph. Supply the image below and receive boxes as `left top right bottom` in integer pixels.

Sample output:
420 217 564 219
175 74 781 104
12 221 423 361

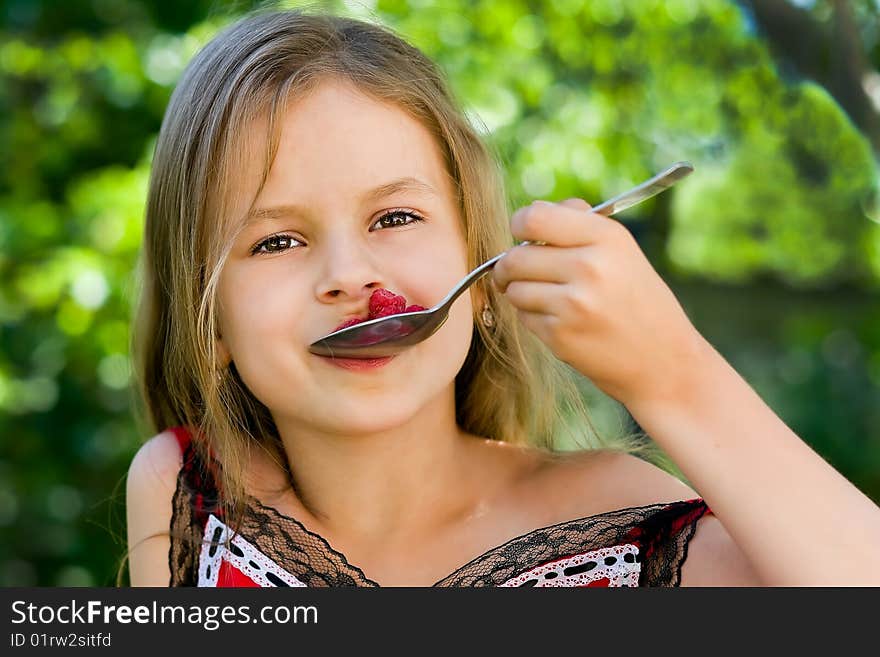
368 289 406 318
332 290 423 333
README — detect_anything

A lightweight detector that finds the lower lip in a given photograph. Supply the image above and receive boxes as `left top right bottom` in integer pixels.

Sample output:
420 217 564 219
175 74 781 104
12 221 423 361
317 355 396 371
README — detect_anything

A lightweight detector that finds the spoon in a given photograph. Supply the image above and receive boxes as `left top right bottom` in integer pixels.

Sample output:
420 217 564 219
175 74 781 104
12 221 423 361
308 161 694 359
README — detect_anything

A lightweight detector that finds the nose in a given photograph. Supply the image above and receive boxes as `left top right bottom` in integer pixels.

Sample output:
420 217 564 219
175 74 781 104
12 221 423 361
314 235 385 303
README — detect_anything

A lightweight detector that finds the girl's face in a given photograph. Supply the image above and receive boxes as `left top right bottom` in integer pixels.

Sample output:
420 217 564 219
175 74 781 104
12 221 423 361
216 79 475 434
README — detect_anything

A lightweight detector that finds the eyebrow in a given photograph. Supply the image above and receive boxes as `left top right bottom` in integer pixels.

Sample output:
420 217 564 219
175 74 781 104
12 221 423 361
245 176 439 224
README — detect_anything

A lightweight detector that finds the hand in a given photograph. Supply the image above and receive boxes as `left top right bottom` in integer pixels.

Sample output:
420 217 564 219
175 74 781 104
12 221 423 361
491 198 711 407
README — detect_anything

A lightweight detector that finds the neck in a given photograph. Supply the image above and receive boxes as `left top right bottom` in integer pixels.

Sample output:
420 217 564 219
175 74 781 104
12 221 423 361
273 387 481 545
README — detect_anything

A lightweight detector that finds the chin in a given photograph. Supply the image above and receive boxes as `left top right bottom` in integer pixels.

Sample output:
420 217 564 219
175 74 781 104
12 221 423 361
315 400 423 434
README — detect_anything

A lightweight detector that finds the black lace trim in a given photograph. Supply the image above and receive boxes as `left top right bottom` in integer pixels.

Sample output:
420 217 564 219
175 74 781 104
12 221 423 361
169 432 710 587
671 508 703 587
238 500 380 587
168 469 196 586
432 499 709 587
169 436 224 587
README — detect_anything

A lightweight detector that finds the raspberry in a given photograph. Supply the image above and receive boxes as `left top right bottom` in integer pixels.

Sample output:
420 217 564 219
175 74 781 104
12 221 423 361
368 288 406 318
332 289 423 332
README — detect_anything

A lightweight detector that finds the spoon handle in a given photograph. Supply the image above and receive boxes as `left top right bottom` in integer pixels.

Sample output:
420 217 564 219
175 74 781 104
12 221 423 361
522 161 693 247
438 162 696 308
591 161 693 216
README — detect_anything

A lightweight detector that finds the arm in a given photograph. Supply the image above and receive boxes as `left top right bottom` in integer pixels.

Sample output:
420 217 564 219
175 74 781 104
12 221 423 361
626 337 880 586
125 431 182 586
581 450 764 586
493 198 880 585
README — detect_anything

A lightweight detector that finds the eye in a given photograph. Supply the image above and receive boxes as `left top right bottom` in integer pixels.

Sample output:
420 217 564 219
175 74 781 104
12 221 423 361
250 233 303 256
371 209 426 230
249 210 425 256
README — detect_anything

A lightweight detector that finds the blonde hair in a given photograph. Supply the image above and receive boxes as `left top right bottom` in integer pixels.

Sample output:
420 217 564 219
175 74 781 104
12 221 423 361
127 8 659 582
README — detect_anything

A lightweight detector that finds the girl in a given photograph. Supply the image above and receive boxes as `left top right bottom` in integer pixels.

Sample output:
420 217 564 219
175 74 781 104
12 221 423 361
125 8 880 587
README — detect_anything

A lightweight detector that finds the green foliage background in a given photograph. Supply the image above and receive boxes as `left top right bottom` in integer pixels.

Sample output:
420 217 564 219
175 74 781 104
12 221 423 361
1 0 878 585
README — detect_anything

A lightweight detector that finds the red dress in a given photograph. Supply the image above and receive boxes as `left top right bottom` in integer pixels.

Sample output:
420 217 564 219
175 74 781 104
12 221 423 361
167 426 712 587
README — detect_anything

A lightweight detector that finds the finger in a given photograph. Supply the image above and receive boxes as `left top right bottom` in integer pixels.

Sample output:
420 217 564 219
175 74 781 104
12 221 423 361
510 200 612 247
499 279 563 315
492 244 581 294
512 307 554 344
559 198 592 212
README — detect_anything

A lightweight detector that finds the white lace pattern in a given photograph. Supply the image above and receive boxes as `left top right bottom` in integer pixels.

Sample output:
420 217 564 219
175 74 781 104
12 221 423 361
198 514 307 587
499 544 641 587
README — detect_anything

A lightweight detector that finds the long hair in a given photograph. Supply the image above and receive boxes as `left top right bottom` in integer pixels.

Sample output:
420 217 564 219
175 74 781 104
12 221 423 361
126 7 658 584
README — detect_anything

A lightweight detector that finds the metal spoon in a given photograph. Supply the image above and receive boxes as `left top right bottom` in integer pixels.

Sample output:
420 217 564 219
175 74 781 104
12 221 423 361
308 161 694 359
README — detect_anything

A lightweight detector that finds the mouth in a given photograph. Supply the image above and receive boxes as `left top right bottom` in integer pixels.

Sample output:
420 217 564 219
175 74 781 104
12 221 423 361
314 354 396 371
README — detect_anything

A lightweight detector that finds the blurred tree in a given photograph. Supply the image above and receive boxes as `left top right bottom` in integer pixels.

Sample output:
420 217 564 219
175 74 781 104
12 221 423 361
739 0 880 151
0 0 226 586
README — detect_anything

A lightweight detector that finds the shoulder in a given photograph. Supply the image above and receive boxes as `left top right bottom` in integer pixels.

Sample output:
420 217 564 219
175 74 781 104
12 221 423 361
127 430 184 500
526 449 763 586
524 448 698 514
500 446 698 534
126 430 185 586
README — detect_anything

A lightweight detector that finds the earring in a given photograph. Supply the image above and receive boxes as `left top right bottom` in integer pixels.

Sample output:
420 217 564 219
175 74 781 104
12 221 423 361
481 304 495 328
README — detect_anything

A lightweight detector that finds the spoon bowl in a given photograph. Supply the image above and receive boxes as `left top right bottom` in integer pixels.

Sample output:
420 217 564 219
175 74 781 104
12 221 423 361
309 161 694 359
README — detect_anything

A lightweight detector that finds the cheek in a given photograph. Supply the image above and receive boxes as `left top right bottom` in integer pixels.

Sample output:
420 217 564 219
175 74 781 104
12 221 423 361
220 293 309 412
397 235 470 307
217 274 305 360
